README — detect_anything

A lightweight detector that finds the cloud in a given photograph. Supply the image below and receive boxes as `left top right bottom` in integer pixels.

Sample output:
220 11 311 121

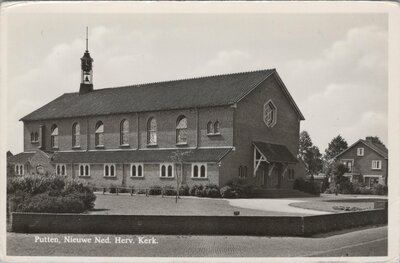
283 26 387 151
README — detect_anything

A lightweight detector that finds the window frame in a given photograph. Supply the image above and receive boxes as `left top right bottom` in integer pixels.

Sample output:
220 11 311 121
72 122 80 148
263 100 277 127
372 160 382 170
103 164 116 177
341 159 354 173
130 163 144 178
56 164 67 176
357 147 364 156
15 164 24 175
95 121 104 148
160 163 175 178
191 163 208 179
147 117 157 146
79 164 91 177
176 115 188 145
50 124 59 149
120 119 129 146
206 121 213 135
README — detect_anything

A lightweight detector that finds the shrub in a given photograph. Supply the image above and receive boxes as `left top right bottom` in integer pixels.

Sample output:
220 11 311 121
320 176 330 193
163 185 176 196
179 184 190 196
229 182 254 198
189 184 204 196
204 188 221 198
220 185 235 198
7 176 96 213
149 185 162 195
293 177 319 195
372 184 388 195
109 184 117 194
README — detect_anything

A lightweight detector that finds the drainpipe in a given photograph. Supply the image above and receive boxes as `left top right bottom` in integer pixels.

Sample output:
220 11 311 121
196 107 199 148
137 113 140 150
86 117 90 151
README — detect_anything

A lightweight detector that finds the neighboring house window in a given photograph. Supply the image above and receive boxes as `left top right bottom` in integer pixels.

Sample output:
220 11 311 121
264 100 277 127
79 164 90 177
95 121 104 147
176 115 187 144
214 121 220 134
104 164 116 177
192 163 207 178
56 164 67 176
372 160 382 170
131 163 144 177
357 148 364 156
72 123 80 147
147 117 157 145
160 163 174 178
120 119 129 145
15 164 24 175
342 160 353 173
51 124 59 148
207 121 213 134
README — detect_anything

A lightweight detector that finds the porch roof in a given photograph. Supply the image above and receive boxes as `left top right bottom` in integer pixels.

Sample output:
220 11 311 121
253 141 298 163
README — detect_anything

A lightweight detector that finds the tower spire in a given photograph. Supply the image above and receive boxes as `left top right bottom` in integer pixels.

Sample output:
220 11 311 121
86 26 89 51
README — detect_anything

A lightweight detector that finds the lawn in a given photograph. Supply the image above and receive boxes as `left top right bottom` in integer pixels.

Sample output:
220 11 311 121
289 198 383 213
88 193 310 216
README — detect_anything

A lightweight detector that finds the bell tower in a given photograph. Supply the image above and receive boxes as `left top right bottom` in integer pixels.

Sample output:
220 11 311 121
79 27 94 95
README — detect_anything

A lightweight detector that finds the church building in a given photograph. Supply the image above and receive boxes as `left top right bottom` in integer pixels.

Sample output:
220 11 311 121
8 35 306 190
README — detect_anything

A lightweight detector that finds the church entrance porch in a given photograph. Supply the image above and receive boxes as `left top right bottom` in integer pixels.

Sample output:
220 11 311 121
253 141 298 189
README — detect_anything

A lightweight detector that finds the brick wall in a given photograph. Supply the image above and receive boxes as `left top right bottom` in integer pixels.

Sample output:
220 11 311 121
338 141 388 185
11 209 387 236
220 74 305 186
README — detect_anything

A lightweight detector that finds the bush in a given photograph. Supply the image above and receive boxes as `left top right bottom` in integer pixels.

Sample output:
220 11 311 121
320 176 330 193
7 175 96 213
179 184 190 196
372 184 388 195
220 186 235 198
149 185 162 195
203 183 221 198
163 185 177 196
109 184 117 194
293 177 319 195
229 182 254 198
189 184 204 196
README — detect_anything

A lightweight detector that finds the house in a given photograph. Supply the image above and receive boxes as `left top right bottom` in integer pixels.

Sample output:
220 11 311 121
7 41 306 189
7 150 54 177
335 137 388 187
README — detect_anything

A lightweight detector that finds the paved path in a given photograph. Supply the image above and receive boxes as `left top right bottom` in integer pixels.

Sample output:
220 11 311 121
6 226 387 257
228 199 331 215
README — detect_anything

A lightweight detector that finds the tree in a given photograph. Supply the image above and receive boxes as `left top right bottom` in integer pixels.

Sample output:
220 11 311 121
298 131 323 178
324 135 348 161
323 135 348 175
170 150 192 203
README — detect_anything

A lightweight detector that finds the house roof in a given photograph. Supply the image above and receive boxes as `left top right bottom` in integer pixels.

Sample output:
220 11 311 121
253 141 298 163
7 152 35 164
52 148 233 164
20 69 305 121
335 139 388 159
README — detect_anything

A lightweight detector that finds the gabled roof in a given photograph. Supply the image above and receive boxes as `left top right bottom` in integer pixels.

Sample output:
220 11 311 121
253 141 298 163
7 152 35 164
52 148 233 164
20 69 304 121
335 139 388 159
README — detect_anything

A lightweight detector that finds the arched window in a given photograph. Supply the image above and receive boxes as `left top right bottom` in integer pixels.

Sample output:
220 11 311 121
214 121 220 134
34 132 39 142
120 119 129 145
160 163 174 178
72 123 80 147
176 115 187 144
207 121 213 134
193 165 199 178
30 132 35 142
51 124 59 148
200 165 206 178
239 166 243 178
147 117 157 145
264 100 277 127
95 121 104 147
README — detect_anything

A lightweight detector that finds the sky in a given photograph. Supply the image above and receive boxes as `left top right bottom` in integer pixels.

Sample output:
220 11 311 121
3 4 388 154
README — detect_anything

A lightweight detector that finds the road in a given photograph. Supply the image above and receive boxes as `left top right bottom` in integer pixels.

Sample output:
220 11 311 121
6 226 387 257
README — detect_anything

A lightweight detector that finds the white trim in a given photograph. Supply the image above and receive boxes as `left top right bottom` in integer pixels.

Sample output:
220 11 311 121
191 163 208 179
56 164 67 176
79 164 91 177
371 160 382 170
15 164 24 175
357 147 364 156
103 164 116 177
160 163 174 178
130 163 144 178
